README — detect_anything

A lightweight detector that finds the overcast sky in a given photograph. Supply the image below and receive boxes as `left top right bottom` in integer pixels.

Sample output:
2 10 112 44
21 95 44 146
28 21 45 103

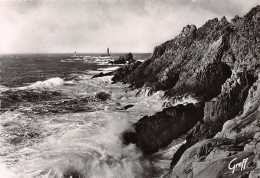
0 0 259 53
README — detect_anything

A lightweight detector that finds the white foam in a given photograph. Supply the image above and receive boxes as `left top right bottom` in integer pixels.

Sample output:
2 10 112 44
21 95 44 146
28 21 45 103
64 80 75 85
136 88 153 97
97 66 120 72
11 112 149 178
0 160 18 178
169 95 198 107
17 77 64 90
0 85 9 92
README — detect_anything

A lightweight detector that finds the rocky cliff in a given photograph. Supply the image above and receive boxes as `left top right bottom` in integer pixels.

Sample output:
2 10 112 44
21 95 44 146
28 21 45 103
115 5 260 178
114 6 260 95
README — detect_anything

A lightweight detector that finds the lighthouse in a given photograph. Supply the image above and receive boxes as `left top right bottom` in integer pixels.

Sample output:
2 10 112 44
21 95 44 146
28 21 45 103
107 48 111 56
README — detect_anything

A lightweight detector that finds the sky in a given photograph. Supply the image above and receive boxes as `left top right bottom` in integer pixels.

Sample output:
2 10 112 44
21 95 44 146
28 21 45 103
0 0 259 54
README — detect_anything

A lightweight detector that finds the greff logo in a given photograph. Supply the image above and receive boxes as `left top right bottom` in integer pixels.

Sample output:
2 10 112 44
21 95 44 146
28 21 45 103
228 157 248 174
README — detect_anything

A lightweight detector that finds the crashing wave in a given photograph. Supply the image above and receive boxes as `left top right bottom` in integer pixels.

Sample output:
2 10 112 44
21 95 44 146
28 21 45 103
17 77 65 90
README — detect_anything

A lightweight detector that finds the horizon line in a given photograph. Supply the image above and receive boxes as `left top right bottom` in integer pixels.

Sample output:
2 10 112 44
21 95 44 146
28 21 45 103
0 52 152 55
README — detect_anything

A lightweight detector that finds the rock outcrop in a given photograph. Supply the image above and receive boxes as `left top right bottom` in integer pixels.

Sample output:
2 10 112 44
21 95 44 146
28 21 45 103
112 52 135 64
184 71 255 147
165 62 232 101
169 71 256 177
112 61 142 84
122 102 204 154
91 71 113 79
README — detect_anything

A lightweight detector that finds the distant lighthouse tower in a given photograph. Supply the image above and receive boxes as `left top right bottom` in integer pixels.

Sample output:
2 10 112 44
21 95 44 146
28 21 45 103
107 48 110 56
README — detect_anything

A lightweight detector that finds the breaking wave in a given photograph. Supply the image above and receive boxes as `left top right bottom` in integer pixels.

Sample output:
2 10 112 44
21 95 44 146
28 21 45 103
17 77 65 90
0 111 152 178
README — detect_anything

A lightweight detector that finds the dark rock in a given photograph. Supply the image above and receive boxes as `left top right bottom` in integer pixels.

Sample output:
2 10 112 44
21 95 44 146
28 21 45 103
95 91 111 101
122 102 205 154
120 104 134 110
112 61 142 83
151 41 169 59
91 71 113 79
165 62 232 101
112 53 135 64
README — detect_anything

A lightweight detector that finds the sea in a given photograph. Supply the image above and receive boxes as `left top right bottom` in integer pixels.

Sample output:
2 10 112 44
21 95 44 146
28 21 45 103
0 53 184 178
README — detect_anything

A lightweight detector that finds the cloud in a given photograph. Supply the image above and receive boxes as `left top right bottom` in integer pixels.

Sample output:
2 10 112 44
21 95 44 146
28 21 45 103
0 0 259 53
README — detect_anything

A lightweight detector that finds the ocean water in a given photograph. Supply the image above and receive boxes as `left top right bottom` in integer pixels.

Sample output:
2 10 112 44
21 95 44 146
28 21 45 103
0 53 184 178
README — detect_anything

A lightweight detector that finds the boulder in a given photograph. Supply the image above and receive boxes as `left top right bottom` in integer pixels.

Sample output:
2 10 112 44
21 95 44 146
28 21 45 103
122 102 204 154
91 71 113 79
112 53 135 64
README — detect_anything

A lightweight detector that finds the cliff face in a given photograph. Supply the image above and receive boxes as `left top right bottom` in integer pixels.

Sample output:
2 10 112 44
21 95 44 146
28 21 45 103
169 71 256 177
168 74 260 178
165 62 232 101
169 6 260 177
114 6 260 96
116 5 260 178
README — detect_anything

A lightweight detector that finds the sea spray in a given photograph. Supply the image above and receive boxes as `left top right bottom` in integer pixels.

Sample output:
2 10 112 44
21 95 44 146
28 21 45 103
0 58 180 178
7 111 152 178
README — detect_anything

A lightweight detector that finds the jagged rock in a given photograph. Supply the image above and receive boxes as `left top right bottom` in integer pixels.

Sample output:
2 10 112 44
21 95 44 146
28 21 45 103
112 61 142 83
170 71 255 170
165 62 232 101
203 71 255 123
168 69 260 177
213 76 260 177
151 40 169 59
113 6 260 95
120 104 134 110
122 102 204 154
178 24 197 38
112 53 135 64
91 71 113 79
